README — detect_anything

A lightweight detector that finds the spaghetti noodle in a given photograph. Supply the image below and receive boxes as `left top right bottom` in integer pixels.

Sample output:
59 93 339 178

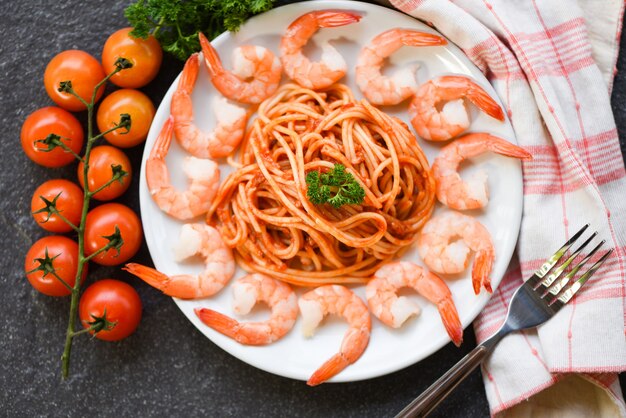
207 83 435 286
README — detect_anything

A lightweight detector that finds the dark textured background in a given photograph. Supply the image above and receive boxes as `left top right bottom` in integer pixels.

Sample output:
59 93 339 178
1 1 624 417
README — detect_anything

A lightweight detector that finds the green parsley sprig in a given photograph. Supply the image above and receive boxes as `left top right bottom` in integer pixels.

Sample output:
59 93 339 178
306 164 365 209
125 0 276 61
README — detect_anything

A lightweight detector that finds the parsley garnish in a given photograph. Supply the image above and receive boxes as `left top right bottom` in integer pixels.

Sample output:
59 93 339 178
125 0 276 61
306 164 365 209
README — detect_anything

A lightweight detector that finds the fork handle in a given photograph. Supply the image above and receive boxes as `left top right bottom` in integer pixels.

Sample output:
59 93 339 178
395 344 491 417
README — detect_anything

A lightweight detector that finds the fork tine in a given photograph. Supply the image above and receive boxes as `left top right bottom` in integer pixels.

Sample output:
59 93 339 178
535 232 598 291
549 249 613 308
543 240 604 298
530 224 589 284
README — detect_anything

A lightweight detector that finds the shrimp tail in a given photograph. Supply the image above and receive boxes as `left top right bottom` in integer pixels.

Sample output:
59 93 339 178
401 31 447 47
178 53 200 93
314 11 362 28
150 116 174 159
307 353 350 386
123 263 171 294
437 297 463 347
472 250 494 294
483 135 533 160
465 84 506 121
198 32 223 78
195 308 248 343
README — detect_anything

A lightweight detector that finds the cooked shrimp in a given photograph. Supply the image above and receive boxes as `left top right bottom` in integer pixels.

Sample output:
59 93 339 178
356 29 447 105
171 53 248 158
367 261 463 346
280 11 361 90
433 133 532 210
298 285 371 386
408 75 505 141
146 116 220 220
124 224 235 299
195 274 298 345
418 211 494 295
199 33 282 104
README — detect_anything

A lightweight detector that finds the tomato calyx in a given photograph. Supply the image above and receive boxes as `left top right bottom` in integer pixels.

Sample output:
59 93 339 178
114 57 133 70
25 248 74 293
85 225 125 261
34 133 83 161
32 193 80 230
80 309 118 337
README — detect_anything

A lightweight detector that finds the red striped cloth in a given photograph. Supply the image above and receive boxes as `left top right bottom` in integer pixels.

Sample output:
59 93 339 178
390 0 626 415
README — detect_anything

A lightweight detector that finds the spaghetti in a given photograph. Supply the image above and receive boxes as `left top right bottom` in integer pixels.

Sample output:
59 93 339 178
207 83 435 286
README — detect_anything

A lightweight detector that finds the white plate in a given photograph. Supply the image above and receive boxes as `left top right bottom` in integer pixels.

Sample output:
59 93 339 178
139 0 522 383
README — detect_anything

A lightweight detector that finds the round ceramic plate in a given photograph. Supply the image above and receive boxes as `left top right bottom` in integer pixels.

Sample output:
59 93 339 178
139 0 522 383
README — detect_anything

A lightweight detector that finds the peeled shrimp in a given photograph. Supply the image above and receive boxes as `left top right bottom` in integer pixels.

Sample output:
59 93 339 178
356 29 447 105
199 33 282 104
298 285 371 386
367 262 463 346
433 133 532 210
124 224 235 299
408 75 505 141
195 274 298 345
171 53 248 159
146 116 220 220
418 211 494 295
280 10 361 90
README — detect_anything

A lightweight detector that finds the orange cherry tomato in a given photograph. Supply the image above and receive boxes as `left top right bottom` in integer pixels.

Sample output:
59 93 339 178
77 145 132 201
84 203 142 266
79 279 142 341
25 236 87 297
102 28 162 88
44 50 106 112
21 107 84 168
96 89 155 148
31 179 83 233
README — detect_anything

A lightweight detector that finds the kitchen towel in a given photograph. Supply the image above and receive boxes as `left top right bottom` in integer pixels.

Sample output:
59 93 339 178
390 0 626 416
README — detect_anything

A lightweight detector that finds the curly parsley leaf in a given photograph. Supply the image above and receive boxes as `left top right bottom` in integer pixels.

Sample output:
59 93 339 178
125 0 275 61
306 164 365 209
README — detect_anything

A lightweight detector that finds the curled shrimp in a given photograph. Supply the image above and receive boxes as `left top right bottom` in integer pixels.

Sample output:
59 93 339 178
280 10 361 90
408 75 505 141
433 133 532 210
199 33 282 104
356 29 447 105
298 285 371 386
367 261 463 346
146 116 220 220
195 274 298 345
171 53 248 159
124 224 235 299
418 211 494 295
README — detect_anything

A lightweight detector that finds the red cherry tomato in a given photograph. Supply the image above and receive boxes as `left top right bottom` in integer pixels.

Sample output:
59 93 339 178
24 236 86 297
31 179 83 233
102 28 162 88
79 279 142 341
77 145 132 201
44 50 106 112
21 107 84 168
84 203 142 266
96 89 155 148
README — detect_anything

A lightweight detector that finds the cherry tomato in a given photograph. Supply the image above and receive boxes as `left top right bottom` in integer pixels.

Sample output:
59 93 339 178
24 236 86 297
84 203 142 266
79 279 142 341
77 145 132 201
44 50 105 111
96 89 155 148
31 179 83 233
102 28 162 88
21 107 84 168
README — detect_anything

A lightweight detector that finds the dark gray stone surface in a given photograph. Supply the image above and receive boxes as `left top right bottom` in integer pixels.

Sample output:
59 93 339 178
0 1 623 417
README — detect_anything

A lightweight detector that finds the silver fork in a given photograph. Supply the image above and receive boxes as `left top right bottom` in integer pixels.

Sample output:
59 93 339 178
396 224 613 418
